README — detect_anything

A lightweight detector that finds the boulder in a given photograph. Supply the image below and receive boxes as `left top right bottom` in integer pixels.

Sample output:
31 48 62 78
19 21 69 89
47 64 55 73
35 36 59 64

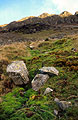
39 67 59 76
44 87 53 95
7 61 29 85
32 74 49 91
54 98 72 111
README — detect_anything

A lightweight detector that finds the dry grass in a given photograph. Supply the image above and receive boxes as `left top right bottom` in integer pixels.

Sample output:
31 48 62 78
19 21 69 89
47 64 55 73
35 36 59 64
0 42 31 62
67 33 78 50
23 29 56 40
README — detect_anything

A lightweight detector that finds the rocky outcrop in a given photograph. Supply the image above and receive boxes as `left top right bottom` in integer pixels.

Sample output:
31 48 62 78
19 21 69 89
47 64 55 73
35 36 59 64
60 11 72 17
39 67 59 76
3 22 50 34
38 13 51 18
1 11 78 34
75 11 78 16
32 74 49 91
7 61 29 85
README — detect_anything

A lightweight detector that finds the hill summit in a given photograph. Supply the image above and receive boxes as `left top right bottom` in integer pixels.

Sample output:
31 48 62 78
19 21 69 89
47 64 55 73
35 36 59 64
60 11 72 17
38 13 52 18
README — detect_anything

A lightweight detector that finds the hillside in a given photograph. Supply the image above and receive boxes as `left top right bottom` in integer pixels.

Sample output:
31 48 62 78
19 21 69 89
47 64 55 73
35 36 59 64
0 11 78 34
0 12 78 120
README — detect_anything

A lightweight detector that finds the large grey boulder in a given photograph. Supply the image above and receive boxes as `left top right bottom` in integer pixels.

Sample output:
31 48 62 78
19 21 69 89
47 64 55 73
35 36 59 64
32 74 49 91
54 98 72 111
39 67 59 76
7 61 29 85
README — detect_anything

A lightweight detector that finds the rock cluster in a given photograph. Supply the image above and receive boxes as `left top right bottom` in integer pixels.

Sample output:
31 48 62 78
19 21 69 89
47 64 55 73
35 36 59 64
6 61 73 118
7 61 59 92
32 67 59 91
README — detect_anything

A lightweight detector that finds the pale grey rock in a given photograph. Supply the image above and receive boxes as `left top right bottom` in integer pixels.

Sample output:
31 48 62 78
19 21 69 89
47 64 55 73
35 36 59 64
29 45 34 49
54 98 72 111
39 67 59 76
32 74 49 91
7 61 29 85
54 110 58 116
54 98 60 103
44 87 53 95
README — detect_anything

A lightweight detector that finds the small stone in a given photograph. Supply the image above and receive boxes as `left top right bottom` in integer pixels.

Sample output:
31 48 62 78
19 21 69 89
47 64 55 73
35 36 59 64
39 67 59 76
29 45 34 49
54 110 58 116
54 98 60 103
32 74 49 91
54 98 72 111
44 87 53 95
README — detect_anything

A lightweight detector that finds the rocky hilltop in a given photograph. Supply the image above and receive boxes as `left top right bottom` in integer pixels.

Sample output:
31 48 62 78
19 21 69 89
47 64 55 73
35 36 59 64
0 11 78 34
60 11 72 17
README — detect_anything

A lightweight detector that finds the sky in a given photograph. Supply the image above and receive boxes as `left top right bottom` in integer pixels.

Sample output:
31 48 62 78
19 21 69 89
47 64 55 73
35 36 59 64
0 0 78 25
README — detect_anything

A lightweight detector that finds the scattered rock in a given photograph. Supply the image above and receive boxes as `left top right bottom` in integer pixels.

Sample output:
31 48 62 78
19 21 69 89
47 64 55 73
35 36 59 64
29 45 34 49
44 87 53 95
39 67 59 76
7 61 29 85
54 98 72 111
32 74 49 91
54 110 58 116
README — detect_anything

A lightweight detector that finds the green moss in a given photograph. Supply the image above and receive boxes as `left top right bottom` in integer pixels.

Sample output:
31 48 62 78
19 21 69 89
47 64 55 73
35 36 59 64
1 88 25 114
